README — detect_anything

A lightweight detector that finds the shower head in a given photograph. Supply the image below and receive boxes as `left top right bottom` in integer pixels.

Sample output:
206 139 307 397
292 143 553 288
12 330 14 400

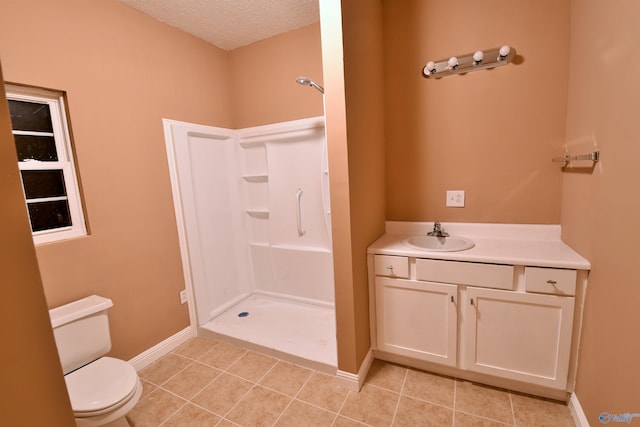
296 76 324 94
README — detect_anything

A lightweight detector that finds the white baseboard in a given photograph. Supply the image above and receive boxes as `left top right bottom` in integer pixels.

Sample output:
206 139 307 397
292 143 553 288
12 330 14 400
335 349 374 391
569 393 590 427
128 326 196 371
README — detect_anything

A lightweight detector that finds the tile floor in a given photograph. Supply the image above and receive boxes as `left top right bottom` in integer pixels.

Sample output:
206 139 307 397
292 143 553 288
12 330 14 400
127 337 576 427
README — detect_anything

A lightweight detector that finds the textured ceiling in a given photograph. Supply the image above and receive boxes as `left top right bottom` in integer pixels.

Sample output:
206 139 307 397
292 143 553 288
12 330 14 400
118 0 320 51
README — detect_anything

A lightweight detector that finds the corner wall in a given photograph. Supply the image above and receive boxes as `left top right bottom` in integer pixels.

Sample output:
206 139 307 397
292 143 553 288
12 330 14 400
0 64 76 426
229 24 325 128
0 0 232 360
1 0 327 364
320 0 386 374
562 0 640 423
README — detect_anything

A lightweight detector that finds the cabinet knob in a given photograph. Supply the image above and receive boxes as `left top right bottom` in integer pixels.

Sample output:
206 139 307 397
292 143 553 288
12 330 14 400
547 280 558 288
386 265 394 271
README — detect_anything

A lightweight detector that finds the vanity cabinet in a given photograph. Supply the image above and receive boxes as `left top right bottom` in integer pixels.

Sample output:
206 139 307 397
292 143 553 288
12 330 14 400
371 253 581 394
464 287 574 390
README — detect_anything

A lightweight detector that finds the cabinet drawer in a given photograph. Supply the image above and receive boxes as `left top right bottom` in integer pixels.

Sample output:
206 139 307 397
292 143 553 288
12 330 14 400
374 255 409 278
416 259 515 290
525 267 576 296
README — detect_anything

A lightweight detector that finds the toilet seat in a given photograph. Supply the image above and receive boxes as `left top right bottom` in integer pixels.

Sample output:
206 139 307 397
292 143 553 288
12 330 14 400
65 357 139 417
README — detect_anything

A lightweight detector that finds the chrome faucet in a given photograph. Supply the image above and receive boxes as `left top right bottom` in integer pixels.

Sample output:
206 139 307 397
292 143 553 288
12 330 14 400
427 221 449 237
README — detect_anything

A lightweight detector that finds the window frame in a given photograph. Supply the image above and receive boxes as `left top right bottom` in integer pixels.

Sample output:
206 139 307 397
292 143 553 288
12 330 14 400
6 84 87 244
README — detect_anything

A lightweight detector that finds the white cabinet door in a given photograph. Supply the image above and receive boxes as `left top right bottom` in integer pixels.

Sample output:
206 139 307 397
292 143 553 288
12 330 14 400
375 277 457 366
464 287 575 389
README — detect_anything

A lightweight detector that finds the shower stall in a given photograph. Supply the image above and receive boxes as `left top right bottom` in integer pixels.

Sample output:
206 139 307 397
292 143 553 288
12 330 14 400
163 116 336 372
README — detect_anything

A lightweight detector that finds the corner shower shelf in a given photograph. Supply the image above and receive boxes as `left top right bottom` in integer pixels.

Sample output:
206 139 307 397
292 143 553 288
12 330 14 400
242 174 268 183
246 209 269 219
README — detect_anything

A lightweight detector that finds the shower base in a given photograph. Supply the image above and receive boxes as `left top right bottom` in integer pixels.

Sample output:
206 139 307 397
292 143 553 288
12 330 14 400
198 293 337 374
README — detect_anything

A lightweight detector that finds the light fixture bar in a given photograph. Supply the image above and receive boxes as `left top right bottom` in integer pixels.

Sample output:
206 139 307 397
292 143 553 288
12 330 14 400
423 45 516 79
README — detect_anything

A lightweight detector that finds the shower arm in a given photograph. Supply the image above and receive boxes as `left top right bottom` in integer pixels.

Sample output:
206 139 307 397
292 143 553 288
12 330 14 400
309 81 324 94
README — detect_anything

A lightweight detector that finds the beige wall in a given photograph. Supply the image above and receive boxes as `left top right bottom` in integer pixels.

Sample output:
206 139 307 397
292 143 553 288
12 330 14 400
320 0 356 373
229 24 324 128
383 0 570 224
562 0 640 423
0 0 233 360
341 0 387 372
320 0 387 373
0 65 76 426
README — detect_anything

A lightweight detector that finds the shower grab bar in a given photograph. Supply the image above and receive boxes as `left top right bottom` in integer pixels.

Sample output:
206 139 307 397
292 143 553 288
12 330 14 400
296 188 306 237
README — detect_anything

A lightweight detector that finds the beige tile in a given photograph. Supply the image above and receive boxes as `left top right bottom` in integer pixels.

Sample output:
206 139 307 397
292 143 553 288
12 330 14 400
130 341 556 427
402 368 455 407
197 341 246 370
163 403 220 426
139 379 156 400
393 395 453 427
162 361 220 400
275 400 336 426
126 388 186 426
340 384 400 427
226 385 291 427
333 416 370 426
227 350 278 382
138 353 192 386
365 359 407 392
297 372 350 412
511 393 575 427
172 337 220 360
260 361 313 396
455 381 514 425
216 419 240 427
191 372 253 415
454 411 513 426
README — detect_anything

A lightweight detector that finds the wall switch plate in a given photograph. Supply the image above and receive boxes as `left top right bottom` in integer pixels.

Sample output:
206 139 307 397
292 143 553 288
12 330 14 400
179 290 188 304
446 190 465 207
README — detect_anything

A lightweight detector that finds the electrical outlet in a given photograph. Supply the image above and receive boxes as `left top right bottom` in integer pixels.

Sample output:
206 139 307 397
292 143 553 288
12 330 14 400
179 290 188 304
446 190 465 207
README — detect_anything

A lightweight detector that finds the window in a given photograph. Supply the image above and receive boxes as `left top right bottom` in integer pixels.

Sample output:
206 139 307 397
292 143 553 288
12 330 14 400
6 84 86 244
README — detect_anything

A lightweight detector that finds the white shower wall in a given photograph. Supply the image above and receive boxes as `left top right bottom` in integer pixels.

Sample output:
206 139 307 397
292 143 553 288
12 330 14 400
164 117 335 327
240 119 334 304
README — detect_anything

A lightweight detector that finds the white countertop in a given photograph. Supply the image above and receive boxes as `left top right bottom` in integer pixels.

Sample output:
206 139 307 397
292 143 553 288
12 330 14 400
368 222 591 270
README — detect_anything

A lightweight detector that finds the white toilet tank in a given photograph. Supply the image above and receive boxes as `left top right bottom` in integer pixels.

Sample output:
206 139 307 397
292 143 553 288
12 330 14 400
49 295 114 374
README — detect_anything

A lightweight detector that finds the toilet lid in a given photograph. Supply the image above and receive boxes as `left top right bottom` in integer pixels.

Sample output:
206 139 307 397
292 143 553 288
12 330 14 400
65 357 139 414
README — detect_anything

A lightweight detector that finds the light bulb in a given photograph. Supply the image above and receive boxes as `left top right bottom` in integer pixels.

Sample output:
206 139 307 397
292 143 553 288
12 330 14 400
447 56 458 69
498 45 511 59
473 50 484 63
425 61 436 74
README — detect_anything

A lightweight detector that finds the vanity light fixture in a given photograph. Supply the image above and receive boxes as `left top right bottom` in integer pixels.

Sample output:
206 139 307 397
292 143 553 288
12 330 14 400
423 45 516 79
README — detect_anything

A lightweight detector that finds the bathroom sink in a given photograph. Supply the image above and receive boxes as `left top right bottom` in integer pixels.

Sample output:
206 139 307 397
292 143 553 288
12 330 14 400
401 235 475 252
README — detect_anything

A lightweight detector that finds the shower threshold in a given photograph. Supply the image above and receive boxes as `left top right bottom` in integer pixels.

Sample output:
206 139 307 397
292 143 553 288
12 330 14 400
198 293 337 374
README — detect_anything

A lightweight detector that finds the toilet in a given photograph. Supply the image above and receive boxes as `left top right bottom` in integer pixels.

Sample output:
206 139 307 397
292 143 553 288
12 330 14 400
49 295 142 427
